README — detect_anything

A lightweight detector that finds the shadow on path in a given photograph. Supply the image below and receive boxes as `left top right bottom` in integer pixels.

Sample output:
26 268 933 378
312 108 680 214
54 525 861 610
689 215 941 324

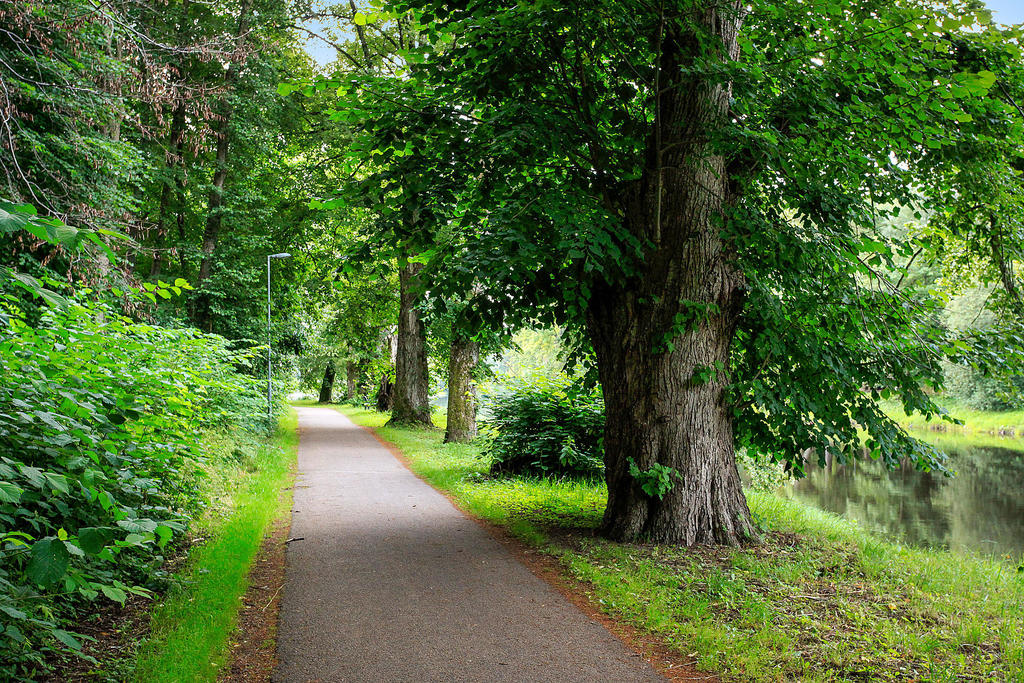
273 407 663 683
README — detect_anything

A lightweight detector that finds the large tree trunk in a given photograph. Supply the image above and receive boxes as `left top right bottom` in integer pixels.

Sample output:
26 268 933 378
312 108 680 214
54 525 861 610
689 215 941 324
990 218 1024 315
318 360 336 403
388 261 433 426
375 373 395 412
148 182 171 282
346 361 359 400
444 333 479 443
589 2 755 546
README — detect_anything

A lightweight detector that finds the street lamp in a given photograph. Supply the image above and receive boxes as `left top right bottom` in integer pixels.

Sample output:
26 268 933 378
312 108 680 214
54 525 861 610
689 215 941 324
267 252 291 421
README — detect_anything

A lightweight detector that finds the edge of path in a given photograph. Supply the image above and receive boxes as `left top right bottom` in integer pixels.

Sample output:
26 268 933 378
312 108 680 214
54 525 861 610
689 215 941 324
348 413 716 683
218 431 300 682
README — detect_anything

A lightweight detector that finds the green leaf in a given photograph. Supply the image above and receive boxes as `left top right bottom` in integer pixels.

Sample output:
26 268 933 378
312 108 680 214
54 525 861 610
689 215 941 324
0 606 27 621
35 411 65 431
100 585 127 604
45 473 69 494
78 527 114 555
117 518 158 534
154 525 173 547
52 629 82 650
27 538 71 587
407 249 437 265
85 232 117 264
0 481 23 504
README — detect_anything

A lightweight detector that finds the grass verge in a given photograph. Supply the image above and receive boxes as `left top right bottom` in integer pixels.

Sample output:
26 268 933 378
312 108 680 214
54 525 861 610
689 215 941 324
338 405 1024 682
130 409 298 683
882 399 1024 440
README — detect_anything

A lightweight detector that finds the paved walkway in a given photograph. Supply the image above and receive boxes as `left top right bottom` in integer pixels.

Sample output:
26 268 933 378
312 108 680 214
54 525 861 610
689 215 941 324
274 407 663 682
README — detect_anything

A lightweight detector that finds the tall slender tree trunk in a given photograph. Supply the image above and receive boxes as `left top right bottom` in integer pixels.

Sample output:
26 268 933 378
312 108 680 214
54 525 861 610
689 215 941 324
356 360 369 398
193 0 251 328
388 261 433 426
346 361 359 400
318 360 336 403
149 99 187 281
444 333 478 443
375 374 395 412
589 2 755 546
990 218 1024 315
149 182 171 281
375 332 397 412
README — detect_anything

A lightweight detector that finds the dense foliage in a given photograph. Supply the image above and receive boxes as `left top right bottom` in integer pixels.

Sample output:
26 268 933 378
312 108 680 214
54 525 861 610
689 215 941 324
289 0 1024 543
1 0 328 347
483 377 605 479
0 284 266 678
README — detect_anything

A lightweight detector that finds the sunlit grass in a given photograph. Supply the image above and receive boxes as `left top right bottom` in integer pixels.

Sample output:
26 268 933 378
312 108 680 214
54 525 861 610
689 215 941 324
130 408 298 683
882 399 1024 443
339 405 1024 682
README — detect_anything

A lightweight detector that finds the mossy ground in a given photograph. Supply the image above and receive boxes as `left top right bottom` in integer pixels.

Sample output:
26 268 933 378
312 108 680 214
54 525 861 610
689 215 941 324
339 405 1024 682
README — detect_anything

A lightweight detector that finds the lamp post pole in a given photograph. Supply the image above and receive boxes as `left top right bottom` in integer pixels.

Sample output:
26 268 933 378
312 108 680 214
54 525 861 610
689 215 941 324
267 252 291 421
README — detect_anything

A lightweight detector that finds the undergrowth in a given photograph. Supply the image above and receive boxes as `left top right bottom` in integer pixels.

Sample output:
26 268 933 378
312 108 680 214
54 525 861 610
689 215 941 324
0 289 280 679
129 409 297 682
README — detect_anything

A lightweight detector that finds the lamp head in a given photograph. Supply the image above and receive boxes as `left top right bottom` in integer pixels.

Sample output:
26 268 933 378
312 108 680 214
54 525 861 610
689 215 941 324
269 252 291 259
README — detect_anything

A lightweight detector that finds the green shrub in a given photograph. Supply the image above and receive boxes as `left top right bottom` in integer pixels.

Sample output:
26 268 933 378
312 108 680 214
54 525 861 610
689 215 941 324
482 376 605 478
942 360 1024 411
0 289 265 678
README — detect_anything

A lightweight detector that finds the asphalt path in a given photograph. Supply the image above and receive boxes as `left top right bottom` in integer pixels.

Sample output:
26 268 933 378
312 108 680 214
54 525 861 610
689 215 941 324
273 406 664 683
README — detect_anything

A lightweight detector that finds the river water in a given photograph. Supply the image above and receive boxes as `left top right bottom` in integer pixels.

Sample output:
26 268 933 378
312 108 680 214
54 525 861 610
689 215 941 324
783 436 1024 559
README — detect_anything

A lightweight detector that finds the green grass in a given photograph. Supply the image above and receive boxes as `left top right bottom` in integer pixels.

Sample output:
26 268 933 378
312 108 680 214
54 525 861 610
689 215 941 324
882 399 1024 441
130 409 298 683
337 405 1024 682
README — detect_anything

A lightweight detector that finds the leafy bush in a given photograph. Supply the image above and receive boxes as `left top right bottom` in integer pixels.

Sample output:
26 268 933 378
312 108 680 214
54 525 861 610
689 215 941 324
738 450 792 493
482 376 605 478
0 288 265 678
942 360 1024 411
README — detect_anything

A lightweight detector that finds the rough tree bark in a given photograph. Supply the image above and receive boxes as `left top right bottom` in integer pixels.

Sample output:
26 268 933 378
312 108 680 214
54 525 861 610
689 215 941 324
588 2 756 546
444 333 479 443
318 360 336 404
375 374 395 412
346 361 359 400
375 332 397 412
388 261 433 426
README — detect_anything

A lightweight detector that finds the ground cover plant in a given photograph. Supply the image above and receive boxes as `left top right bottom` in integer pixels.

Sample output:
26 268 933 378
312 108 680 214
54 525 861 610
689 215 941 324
130 410 297 683
0 285 273 680
339 406 1024 682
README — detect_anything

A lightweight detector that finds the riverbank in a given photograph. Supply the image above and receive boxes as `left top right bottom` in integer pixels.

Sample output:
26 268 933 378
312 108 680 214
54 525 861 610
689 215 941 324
883 400 1024 439
337 405 1024 682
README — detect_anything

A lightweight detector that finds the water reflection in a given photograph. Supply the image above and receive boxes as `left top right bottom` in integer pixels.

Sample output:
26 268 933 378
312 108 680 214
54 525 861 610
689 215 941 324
783 439 1024 558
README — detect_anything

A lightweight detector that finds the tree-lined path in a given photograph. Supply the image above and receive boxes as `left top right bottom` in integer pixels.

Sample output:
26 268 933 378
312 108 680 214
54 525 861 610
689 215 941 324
274 407 663 682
